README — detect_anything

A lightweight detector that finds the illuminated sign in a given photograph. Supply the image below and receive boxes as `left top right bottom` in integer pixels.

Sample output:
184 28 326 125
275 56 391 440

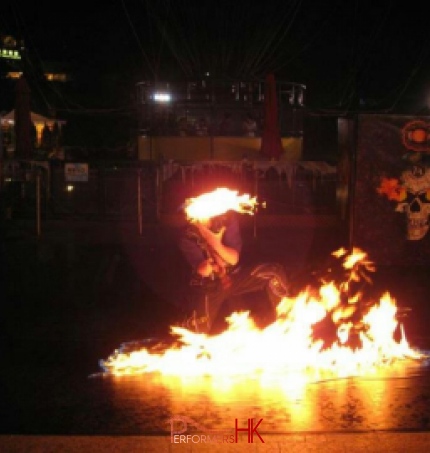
0 48 21 60
65 163 89 182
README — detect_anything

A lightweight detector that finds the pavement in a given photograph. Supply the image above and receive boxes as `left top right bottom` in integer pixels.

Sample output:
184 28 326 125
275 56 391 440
1 432 430 452
1 215 430 452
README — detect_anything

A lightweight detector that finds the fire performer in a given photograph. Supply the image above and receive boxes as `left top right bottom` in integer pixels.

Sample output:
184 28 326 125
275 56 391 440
178 188 290 333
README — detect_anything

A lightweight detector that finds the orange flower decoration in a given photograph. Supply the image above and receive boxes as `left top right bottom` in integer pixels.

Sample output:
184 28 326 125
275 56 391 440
377 177 406 202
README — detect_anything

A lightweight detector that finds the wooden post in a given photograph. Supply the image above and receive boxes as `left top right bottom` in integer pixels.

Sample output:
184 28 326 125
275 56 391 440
0 112 3 192
137 169 143 235
36 170 41 236
156 165 162 222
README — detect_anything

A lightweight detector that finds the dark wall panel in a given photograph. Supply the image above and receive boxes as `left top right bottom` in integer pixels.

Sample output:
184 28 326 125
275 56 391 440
353 114 430 264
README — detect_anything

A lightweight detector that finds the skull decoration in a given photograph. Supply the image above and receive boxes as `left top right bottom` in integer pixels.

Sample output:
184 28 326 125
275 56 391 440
396 165 430 240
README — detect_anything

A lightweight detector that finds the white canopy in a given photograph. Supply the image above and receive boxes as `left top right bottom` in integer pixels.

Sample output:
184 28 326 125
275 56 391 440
1 109 66 126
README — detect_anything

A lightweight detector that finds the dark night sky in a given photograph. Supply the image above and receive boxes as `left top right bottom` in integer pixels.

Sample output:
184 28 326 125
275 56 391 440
2 0 430 114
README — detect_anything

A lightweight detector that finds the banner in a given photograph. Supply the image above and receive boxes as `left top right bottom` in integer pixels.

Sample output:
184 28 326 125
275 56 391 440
353 114 430 265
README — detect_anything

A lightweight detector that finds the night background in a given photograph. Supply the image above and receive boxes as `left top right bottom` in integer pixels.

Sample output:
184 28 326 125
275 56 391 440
1 2 430 451
2 0 430 149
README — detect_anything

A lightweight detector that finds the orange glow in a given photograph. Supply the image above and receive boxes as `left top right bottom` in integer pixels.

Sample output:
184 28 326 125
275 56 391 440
184 187 259 222
410 129 427 143
100 248 426 380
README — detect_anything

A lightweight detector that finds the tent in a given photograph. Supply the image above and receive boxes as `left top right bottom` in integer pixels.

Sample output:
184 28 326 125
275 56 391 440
1 109 66 148
1 109 66 127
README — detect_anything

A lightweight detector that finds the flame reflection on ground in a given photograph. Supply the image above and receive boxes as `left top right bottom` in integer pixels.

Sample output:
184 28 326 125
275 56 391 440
101 356 430 433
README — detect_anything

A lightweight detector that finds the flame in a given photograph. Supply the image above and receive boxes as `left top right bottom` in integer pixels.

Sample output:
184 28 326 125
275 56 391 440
184 187 259 222
99 248 426 380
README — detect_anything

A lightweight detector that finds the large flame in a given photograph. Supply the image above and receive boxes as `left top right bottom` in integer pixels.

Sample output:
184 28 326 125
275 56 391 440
100 248 426 380
184 187 259 222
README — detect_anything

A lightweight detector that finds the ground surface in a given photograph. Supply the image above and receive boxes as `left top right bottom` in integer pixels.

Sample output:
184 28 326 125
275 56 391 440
1 217 429 451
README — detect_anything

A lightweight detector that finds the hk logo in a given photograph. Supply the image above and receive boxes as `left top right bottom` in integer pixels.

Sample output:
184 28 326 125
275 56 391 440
169 415 265 444
235 418 264 443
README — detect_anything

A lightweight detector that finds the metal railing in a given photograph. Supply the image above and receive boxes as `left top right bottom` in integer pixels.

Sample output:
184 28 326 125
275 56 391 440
1 159 339 236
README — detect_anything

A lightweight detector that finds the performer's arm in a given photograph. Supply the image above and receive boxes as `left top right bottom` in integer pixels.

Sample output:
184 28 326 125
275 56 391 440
179 213 242 278
195 224 238 266
178 228 219 278
195 220 240 266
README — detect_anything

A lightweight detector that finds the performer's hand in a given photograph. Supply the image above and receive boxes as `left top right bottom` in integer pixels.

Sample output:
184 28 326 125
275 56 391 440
196 222 225 250
197 258 227 278
211 256 227 276
197 259 214 277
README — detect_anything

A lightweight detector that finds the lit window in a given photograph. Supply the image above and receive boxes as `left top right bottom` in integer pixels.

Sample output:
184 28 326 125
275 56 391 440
45 73 67 82
6 71 22 79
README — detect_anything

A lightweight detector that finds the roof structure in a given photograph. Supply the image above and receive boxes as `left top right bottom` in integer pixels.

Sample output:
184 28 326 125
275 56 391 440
1 109 66 125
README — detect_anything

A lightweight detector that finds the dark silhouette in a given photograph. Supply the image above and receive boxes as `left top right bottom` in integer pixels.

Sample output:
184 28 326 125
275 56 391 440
14 75 33 159
260 73 283 159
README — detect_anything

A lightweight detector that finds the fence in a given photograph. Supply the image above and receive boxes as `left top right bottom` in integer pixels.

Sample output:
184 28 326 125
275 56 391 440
1 160 157 229
1 159 339 232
